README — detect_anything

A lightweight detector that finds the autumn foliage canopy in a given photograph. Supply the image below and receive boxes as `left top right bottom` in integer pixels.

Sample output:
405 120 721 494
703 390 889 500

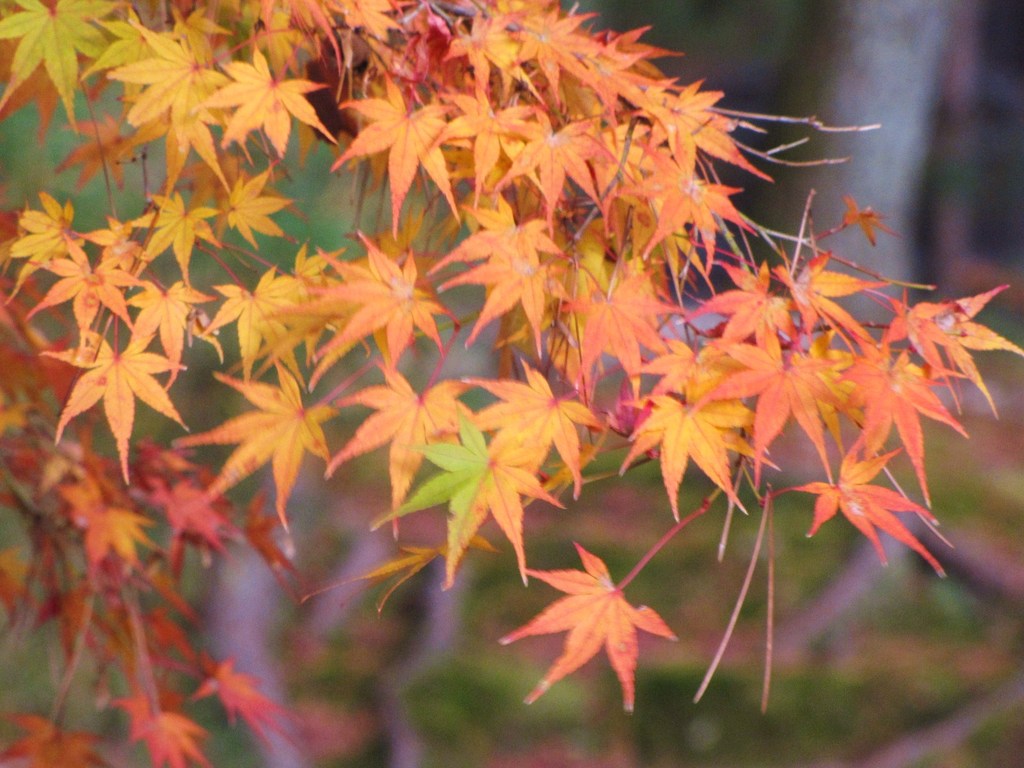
1 0 1022 763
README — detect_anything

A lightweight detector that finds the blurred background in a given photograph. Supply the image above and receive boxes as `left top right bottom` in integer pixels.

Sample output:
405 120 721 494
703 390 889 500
2 0 1024 766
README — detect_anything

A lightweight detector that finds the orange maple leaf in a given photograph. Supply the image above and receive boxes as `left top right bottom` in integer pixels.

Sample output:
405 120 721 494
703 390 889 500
27 238 138 332
204 49 334 156
117 695 211 768
1 714 103 768
622 392 751 518
696 262 795 354
775 252 881 341
470 362 600 498
326 367 466 509
442 92 536 202
137 193 219 283
47 333 186 482
59 477 154 567
843 345 967 505
571 262 671 385
644 80 770 180
793 447 944 574
8 192 77 269
331 76 457 233
631 147 747 260
498 113 608 226
206 268 298 380
223 169 290 246
499 543 676 712
842 194 895 246
128 280 220 383
710 343 838 484
433 199 563 351
889 286 1024 412
56 114 139 189
312 235 449 366
176 367 335 527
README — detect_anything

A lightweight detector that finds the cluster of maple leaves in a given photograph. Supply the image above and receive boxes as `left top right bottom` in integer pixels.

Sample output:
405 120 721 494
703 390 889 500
1 0 1022 764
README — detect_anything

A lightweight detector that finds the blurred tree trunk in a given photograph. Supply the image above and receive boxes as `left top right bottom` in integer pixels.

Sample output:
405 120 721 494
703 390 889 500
779 0 954 295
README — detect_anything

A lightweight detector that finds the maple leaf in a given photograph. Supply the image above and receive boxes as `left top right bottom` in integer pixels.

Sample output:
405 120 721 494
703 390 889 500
384 415 562 587
890 286 1024 411
515 8 603 104
109 26 227 128
446 11 520 99
1 714 104 768
710 343 838 484
843 345 967 505
331 76 457 233
622 392 751 518
442 93 536 202
59 477 154 567
327 367 466 509
644 80 770 180
470 362 600 498
206 269 299 379
108 26 229 188
499 543 676 712
128 280 220 382
148 479 231 573
117 695 211 768
696 262 795 355
137 193 219 283
337 535 498 612
46 333 186 482
204 49 333 156
842 195 895 246
176 367 335 527
27 238 138 332
311 236 449 366
8 192 77 267
56 114 139 189
433 200 564 351
793 448 944 574
630 146 748 260
194 659 285 740
0 0 115 126
223 169 290 246
498 113 608 226
571 262 671 385
775 252 880 341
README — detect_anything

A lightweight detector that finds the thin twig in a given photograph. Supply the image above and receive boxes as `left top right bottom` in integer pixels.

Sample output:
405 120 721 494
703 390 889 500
711 108 881 134
694 499 769 703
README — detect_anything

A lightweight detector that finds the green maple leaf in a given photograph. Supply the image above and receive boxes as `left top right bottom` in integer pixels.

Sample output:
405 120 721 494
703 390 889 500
377 415 560 587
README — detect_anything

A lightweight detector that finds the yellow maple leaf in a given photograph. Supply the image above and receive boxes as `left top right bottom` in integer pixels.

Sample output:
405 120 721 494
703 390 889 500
204 49 334 156
0 0 115 126
224 169 290 246
136 193 219 283
176 367 336 527
206 269 299 380
108 25 229 188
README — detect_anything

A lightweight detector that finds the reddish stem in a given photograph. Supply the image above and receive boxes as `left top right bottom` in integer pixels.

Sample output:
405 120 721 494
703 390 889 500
617 495 712 591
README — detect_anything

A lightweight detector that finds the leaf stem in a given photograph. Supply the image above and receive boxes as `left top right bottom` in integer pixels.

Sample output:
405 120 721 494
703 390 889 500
617 493 714 591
